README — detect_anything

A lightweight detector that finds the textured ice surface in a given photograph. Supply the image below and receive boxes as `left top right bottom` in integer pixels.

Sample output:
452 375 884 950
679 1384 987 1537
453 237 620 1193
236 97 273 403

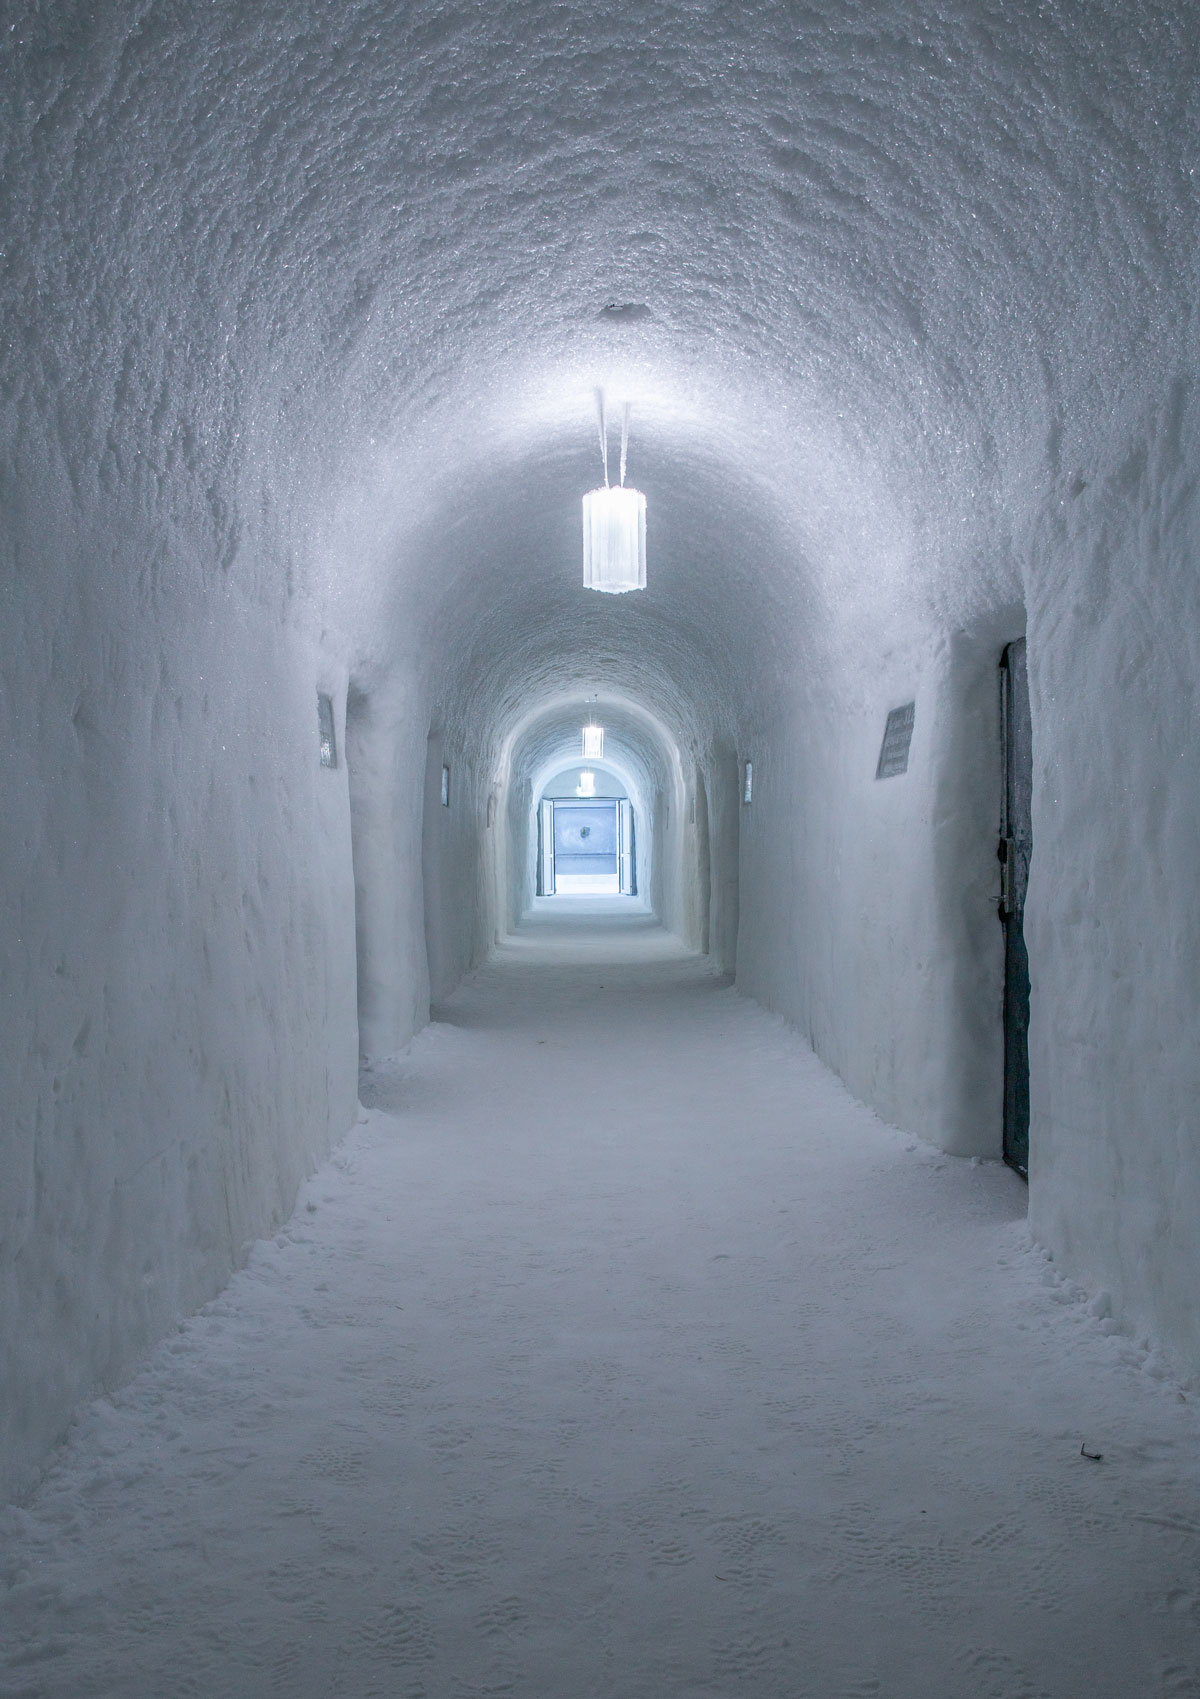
3 0 1200 1494
2 916 1197 1698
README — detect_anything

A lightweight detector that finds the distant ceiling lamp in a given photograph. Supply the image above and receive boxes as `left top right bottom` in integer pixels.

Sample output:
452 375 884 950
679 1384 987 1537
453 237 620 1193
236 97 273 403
582 391 646 594
577 770 597 797
582 724 605 759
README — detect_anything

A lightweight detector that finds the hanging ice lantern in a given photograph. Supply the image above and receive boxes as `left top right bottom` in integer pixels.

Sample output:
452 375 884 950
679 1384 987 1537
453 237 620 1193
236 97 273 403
577 770 597 797
583 488 646 593
582 724 605 759
582 393 646 593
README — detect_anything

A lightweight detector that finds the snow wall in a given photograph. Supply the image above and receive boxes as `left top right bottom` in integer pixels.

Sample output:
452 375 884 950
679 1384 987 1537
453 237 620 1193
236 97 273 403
1024 383 1200 1362
345 680 431 1058
0 455 361 1501
732 622 1014 1159
729 381 1200 1367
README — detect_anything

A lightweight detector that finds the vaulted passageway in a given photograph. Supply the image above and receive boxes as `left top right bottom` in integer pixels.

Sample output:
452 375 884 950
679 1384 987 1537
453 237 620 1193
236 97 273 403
5 1 1200 1622
4 912 1196 1697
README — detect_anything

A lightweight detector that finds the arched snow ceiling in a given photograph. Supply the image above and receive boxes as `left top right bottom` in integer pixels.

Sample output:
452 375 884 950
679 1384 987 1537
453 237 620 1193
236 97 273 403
6 0 1198 722
508 696 679 808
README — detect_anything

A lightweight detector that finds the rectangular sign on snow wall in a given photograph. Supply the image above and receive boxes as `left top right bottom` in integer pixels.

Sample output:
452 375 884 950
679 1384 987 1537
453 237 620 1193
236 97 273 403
318 693 338 768
875 702 915 779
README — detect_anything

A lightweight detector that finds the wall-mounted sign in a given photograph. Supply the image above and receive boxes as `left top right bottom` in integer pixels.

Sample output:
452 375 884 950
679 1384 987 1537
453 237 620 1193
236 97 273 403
318 693 337 769
875 702 915 779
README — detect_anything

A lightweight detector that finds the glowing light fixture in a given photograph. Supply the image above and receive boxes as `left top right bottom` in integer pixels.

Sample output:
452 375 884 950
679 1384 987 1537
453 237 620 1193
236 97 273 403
577 770 597 797
582 724 604 759
582 393 646 593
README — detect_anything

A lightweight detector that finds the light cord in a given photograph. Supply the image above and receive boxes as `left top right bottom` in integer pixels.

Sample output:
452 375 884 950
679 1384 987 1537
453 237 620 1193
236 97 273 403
594 388 609 486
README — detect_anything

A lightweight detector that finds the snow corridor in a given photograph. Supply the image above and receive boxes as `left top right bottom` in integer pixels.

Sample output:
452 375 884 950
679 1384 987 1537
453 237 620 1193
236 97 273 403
3 907 1197 1698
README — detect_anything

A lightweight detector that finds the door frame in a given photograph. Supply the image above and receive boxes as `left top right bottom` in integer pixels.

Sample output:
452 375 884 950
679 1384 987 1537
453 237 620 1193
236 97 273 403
618 798 635 895
999 639 1032 1179
537 796 635 897
538 797 555 895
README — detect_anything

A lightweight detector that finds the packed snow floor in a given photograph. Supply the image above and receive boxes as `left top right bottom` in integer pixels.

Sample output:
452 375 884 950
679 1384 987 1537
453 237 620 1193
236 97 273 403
4 904 1199 1699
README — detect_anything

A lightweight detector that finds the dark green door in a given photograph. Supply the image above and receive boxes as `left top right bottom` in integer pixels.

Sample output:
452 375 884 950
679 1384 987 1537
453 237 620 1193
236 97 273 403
1000 639 1033 1178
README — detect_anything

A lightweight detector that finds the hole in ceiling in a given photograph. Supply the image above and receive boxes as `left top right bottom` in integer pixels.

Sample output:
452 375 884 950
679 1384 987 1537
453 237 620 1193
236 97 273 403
598 301 652 323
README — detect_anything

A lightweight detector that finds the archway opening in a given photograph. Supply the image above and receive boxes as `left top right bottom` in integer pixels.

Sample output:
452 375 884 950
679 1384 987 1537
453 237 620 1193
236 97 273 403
536 760 635 896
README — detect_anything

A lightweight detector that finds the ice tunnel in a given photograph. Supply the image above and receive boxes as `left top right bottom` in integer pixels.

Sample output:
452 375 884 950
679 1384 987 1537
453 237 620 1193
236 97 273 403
3 0 1200 1514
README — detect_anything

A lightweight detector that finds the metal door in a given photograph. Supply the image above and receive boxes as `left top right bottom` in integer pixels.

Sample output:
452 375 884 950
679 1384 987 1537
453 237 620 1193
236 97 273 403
553 800 618 879
999 639 1033 1178
618 799 635 895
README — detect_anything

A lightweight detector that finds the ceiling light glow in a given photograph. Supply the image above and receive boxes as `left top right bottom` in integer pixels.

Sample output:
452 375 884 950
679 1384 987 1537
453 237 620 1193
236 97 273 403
582 392 646 594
